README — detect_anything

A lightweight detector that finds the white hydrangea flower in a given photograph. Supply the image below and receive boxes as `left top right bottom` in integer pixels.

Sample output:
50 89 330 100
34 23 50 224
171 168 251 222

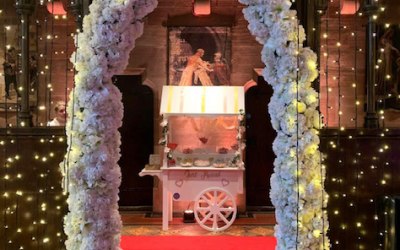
62 0 158 249
242 0 329 249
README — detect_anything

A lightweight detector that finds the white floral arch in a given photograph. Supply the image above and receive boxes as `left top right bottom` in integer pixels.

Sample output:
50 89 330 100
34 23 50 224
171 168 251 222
62 0 329 249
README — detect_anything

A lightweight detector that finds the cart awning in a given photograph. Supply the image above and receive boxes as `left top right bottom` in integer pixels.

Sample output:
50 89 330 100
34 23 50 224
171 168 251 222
160 86 245 115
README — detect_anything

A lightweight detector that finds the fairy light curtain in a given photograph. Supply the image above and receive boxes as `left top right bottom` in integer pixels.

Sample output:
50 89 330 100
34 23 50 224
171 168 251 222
319 1 398 248
319 0 397 129
0 0 74 128
35 1 74 127
0 0 75 249
319 0 364 129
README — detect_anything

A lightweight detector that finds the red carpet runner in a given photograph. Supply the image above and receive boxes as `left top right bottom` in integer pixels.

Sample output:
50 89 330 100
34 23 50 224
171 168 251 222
121 236 276 250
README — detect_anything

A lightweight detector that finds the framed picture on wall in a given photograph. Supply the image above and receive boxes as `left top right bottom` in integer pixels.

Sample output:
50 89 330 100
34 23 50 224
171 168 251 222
168 26 232 86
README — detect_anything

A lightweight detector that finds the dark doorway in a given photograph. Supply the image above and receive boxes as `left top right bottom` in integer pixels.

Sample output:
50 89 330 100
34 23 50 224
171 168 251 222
245 74 275 208
114 74 154 207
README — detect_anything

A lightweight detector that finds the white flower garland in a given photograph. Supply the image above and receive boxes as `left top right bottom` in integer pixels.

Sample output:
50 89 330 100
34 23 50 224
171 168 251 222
62 0 157 249
231 109 246 168
240 0 329 249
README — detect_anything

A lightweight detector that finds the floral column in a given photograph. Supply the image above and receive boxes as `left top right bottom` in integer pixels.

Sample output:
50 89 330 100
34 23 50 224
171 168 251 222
240 0 330 249
61 0 157 249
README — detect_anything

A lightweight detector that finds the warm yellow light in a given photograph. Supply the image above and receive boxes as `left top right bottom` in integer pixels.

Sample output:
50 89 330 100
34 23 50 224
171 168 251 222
291 100 306 113
307 60 316 70
312 230 321 238
305 144 318 155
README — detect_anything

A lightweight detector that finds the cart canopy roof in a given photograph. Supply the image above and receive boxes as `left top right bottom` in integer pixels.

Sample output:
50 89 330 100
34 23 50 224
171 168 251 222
160 86 245 116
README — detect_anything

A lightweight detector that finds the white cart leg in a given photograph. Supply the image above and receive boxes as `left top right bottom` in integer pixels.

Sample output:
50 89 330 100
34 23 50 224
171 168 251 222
162 173 168 231
169 192 173 221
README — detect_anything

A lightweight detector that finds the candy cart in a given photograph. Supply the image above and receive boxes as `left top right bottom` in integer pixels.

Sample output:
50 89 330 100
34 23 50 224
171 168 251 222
140 86 245 232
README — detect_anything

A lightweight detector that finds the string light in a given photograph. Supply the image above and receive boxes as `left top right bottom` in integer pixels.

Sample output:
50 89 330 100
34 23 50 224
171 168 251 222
319 0 397 248
1 1 74 248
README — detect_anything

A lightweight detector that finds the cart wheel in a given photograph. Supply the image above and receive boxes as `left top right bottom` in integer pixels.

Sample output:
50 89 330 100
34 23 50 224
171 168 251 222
194 187 237 232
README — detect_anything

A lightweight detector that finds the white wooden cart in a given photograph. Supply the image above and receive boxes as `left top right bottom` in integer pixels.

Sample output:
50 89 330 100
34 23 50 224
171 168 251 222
140 86 245 232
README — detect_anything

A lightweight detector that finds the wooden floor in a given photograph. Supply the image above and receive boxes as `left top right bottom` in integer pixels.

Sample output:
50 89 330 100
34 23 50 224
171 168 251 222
121 212 276 236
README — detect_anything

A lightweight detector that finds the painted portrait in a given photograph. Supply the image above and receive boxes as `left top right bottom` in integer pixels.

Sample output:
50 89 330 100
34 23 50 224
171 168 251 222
168 26 232 86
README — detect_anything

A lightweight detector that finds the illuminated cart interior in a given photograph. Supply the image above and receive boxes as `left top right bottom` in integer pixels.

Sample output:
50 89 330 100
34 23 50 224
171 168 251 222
140 86 245 232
